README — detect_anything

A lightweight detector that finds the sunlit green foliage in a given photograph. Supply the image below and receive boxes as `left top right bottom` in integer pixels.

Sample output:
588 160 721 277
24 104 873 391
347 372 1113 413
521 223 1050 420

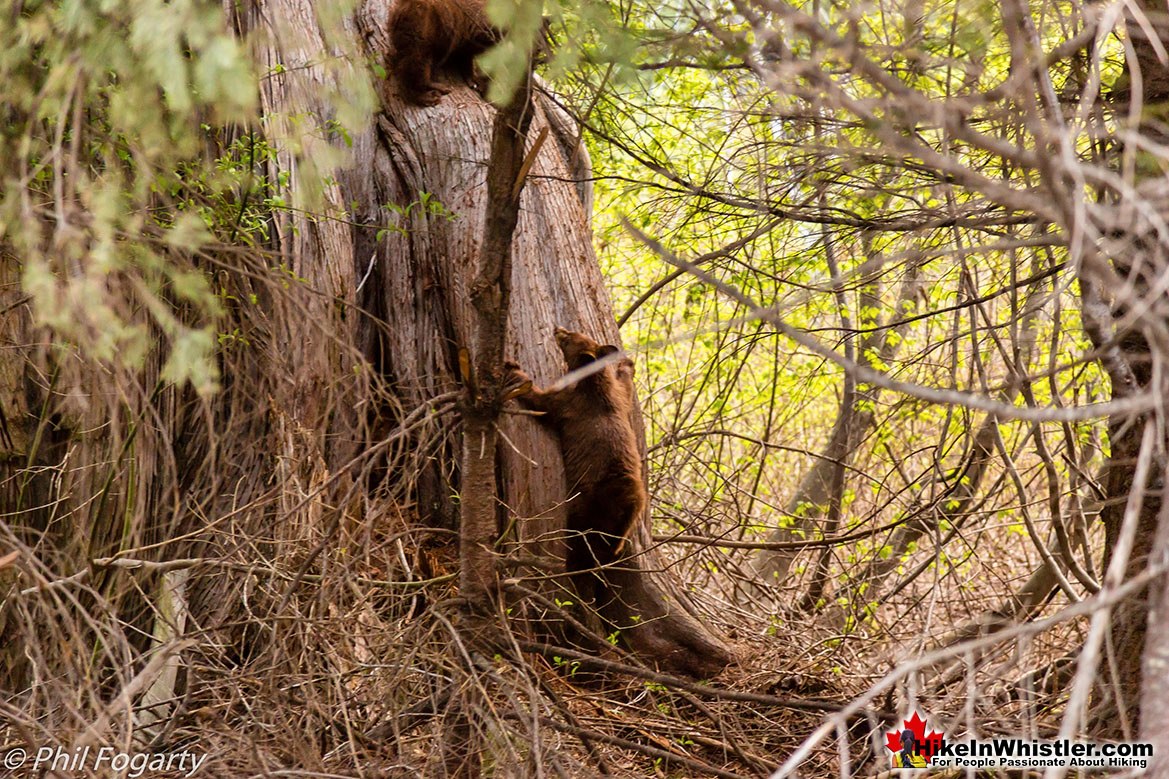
536 0 1118 627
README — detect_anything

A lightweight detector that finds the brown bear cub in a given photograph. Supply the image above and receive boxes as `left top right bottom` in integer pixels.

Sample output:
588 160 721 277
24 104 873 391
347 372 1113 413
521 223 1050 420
505 328 646 600
387 0 498 106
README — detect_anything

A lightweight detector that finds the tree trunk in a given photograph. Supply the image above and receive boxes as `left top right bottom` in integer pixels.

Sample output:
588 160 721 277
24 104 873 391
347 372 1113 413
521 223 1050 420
457 44 535 618
0 2 731 746
351 0 732 677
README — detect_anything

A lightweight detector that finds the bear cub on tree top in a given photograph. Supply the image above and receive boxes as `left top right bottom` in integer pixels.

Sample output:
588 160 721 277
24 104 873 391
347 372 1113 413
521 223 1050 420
387 0 498 106
505 328 646 584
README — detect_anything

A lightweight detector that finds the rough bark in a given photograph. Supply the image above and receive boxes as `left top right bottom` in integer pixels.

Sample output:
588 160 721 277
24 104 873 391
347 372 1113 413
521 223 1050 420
458 61 535 617
1 0 730 725
445 54 537 779
355 0 732 676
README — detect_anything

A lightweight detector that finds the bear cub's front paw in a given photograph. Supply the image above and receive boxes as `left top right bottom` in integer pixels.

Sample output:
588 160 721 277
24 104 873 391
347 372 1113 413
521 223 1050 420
502 361 532 397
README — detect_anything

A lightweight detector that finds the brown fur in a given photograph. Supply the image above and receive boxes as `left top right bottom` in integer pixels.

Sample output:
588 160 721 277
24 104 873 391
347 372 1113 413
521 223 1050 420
505 328 646 594
387 0 498 106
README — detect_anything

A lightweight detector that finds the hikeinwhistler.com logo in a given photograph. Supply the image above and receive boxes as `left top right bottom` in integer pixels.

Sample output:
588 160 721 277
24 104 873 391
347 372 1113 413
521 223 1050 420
884 710 1154 771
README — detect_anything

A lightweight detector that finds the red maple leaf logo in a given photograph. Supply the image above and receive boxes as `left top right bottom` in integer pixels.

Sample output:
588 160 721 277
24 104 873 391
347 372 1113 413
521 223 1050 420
884 711 946 761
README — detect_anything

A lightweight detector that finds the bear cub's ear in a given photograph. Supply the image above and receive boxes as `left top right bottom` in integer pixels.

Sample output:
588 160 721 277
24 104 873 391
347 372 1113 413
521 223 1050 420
596 344 620 359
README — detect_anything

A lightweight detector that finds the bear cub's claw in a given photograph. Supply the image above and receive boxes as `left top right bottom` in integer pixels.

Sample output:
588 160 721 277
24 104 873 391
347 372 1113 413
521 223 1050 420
501 361 533 400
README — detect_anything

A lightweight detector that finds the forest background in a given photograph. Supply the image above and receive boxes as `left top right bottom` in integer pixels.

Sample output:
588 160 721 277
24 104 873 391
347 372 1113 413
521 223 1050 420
2 0 1168 776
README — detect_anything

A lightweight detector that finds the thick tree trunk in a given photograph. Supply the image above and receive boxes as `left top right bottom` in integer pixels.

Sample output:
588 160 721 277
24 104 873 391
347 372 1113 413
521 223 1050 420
351 0 732 676
1 2 730 733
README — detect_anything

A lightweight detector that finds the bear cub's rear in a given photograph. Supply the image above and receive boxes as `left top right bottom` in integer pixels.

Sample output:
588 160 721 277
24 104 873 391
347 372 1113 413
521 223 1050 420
387 0 497 106
505 328 646 593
